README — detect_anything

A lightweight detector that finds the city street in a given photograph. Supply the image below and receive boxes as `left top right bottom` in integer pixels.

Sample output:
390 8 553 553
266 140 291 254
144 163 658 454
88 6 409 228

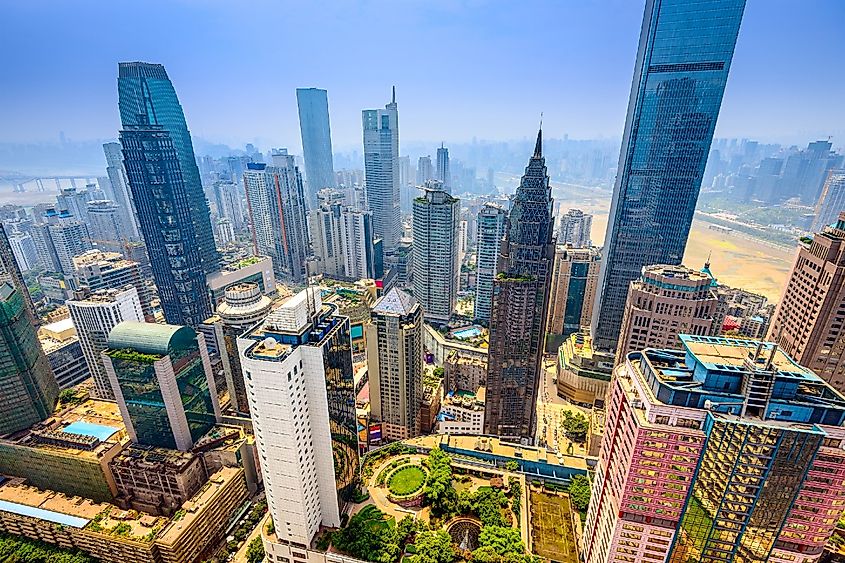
536 357 588 456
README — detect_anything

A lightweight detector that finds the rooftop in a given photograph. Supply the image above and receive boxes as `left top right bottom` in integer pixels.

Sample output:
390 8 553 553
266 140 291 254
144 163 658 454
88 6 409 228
372 287 418 317
107 321 193 356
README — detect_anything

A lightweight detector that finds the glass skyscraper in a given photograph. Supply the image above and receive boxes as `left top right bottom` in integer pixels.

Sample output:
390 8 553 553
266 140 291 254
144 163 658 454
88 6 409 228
591 0 746 352
296 88 336 207
363 89 401 256
120 126 212 326
117 61 219 274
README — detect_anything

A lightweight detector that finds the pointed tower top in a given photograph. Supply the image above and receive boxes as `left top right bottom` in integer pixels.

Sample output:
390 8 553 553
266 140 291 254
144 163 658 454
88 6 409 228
533 127 543 158
392 85 396 104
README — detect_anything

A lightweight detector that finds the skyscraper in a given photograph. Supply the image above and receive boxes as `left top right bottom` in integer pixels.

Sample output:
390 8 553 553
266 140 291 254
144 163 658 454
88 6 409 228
417 156 433 185
363 89 401 255
33 209 92 276
367 288 423 440
474 203 507 322
615 264 718 361
117 61 219 274
412 182 460 323
237 288 358 554
546 246 601 350
309 189 347 279
591 0 745 353
582 335 845 563
243 161 310 284
67 286 145 400
6 232 37 273
436 144 451 193
0 224 37 314
769 213 845 392
73 250 153 319
812 169 845 231
121 126 212 326
558 208 593 248
0 282 58 434
484 131 555 442
296 88 336 207
102 321 221 451
86 199 124 245
102 142 141 240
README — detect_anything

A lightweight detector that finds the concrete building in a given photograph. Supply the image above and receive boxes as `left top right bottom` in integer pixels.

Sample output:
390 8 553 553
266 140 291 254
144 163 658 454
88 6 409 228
68 286 145 400
87 199 125 246
102 141 141 240
616 264 719 362
545 246 600 351
237 288 359 552
7 232 38 272
102 322 221 451
412 182 460 323
437 387 485 435
558 209 593 248
309 189 378 281
367 288 423 440
0 283 58 434
711 278 774 339
205 254 276 306
474 203 507 322
812 169 845 232
769 213 845 392
35 209 92 275
417 155 434 186
555 332 613 408
37 317 90 389
444 350 487 395
583 335 845 563
0 223 37 314
73 250 153 319
420 375 442 434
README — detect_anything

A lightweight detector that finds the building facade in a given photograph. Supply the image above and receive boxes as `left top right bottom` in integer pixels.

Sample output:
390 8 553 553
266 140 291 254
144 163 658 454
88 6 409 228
436 144 451 193
237 288 359 551
484 131 555 442
296 88 336 206
546 246 601 350
769 213 845 392
555 332 613 408
812 169 845 232
583 335 845 563
367 288 423 440
591 0 746 353
363 90 401 255
68 286 145 400
412 182 460 323
473 203 507 322
0 283 58 434
243 161 310 284
558 208 593 248
120 126 212 326
102 322 221 451
118 61 219 274
615 264 719 361
38 318 90 389
102 141 141 240
73 250 153 319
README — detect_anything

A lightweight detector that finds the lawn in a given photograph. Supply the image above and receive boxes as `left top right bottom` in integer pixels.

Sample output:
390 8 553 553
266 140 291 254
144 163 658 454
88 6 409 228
387 466 426 496
530 490 579 563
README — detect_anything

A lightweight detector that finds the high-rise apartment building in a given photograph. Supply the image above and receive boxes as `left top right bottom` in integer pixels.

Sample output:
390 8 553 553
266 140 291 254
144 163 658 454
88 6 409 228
102 142 140 240
211 181 246 232
558 208 593 248
484 131 555 442
412 182 460 323
417 156 434 186
812 170 845 231
86 199 124 244
473 203 507 322
67 286 145 400
0 283 58 434
120 125 212 326
363 89 401 255
118 61 219 273
33 209 92 275
341 208 377 281
102 321 221 451
436 144 451 193
367 288 423 441
0 224 37 316
583 335 845 563
243 161 310 284
769 213 845 391
296 88 336 206
73 250 152 319
546 246 600 349
309 189 347 279
237 288 358 554
616 264 719 360
591 0 745 353
7 232 38 273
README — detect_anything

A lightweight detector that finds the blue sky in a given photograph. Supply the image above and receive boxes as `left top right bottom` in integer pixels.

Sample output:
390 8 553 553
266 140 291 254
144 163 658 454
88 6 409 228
1 0 843 150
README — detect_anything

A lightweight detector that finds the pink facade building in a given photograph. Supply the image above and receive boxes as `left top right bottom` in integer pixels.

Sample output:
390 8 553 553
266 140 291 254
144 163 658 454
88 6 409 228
583 335 845 563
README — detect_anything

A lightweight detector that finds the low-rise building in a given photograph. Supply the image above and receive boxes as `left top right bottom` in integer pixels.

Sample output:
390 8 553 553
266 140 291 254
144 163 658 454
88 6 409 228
437 387 485 435
420 372 442 434
38 317 90 389
555 332 613 408
424 323 487 366
443 350 487 394
205 255 275 306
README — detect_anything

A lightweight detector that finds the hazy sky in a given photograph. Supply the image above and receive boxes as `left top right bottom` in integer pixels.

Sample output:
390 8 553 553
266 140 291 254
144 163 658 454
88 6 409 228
2 0 843 151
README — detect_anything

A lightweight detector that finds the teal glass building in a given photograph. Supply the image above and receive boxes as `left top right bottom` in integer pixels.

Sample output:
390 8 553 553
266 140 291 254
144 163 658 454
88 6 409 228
592 0 746 353
103 321 221 451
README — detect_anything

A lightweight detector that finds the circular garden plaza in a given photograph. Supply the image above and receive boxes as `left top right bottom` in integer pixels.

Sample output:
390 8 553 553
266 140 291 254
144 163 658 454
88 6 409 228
307 437 588 563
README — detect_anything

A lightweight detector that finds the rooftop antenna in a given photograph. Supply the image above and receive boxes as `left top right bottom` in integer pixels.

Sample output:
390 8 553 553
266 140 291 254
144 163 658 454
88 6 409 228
391 85 396 104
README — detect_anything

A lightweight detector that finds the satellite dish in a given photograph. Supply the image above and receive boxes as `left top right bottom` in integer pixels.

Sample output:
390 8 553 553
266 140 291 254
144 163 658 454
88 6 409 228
263 337 277 349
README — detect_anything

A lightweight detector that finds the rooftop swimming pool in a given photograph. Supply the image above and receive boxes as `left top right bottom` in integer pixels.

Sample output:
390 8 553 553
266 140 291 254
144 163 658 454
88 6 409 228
452 327 482 340
62 421 119 442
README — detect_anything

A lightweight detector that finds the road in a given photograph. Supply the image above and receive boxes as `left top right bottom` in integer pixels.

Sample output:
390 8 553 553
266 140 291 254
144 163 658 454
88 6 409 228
535 358 588 456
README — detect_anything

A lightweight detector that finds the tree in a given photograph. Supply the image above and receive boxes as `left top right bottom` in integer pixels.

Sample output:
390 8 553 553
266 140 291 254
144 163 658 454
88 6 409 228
568 474 592 512
423 449 454 512
407 530 456 563
332 506 400 563
246 537 264 563
504 460 519 472
561 411 589 443
477 526 525 556
396 515 428 546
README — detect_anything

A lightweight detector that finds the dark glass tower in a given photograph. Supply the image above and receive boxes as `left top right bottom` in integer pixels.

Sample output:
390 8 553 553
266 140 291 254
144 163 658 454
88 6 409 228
0 283 59 434
118 62 219 274
120 126 212 326
484 131 555 442
591 0 746 352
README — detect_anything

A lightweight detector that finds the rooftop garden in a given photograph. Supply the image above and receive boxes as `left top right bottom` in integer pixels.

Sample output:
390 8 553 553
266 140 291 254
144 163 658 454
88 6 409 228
495 273 535 283
104 348 162 364
231 255 263 269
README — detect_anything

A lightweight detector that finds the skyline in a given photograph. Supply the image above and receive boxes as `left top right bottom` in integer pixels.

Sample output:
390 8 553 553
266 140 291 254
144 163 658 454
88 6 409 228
1 0 844 152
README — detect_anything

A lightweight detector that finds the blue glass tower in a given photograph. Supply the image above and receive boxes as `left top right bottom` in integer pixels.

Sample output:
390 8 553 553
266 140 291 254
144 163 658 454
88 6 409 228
591 0 746 352
296 88 336 208
118 62 220 275
120 126 212 326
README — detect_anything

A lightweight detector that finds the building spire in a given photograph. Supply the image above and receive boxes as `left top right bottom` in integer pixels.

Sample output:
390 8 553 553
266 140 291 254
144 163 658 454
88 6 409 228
533 126 543 158
392 85 396 104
